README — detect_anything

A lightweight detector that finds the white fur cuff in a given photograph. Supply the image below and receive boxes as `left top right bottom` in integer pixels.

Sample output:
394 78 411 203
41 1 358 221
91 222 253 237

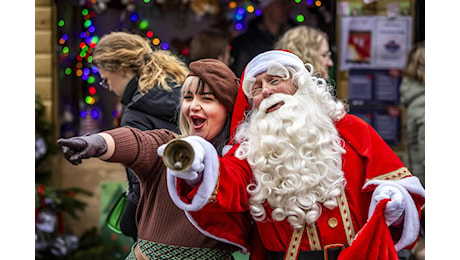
167 136 219 211
364 176 425 251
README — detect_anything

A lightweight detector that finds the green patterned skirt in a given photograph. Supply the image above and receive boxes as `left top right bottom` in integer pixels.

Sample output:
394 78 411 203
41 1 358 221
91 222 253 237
125 239 234 260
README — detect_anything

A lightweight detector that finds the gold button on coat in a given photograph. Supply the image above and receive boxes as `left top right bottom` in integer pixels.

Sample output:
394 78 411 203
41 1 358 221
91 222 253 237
328 217 338 228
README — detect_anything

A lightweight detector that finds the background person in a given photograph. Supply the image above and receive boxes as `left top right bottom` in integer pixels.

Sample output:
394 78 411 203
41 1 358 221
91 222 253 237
189 29 233 67
274 25 334 82
400 40 425 187
230 0 295 77
92 31 189 241
399 40 425 260
57 59 249 259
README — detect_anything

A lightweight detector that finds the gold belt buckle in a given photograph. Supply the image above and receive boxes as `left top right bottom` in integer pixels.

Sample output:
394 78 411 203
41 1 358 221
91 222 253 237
323 243 345 260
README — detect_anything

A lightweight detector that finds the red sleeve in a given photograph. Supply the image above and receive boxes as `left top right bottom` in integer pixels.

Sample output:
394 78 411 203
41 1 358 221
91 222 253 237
202 144 253 213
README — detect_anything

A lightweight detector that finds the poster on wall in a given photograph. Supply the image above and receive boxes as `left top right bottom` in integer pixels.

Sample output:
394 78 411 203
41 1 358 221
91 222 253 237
342 17 374 67
348 68 403 145
373 107 401 145
349 107 401 145
339 16 412 71
374 18 412 68
348 68 402 106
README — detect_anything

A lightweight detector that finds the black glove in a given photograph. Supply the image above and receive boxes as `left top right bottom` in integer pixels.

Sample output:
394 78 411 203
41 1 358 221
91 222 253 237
57 133 108 165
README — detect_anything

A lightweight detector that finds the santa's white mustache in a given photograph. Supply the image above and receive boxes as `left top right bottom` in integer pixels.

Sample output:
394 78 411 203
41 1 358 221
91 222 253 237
258 93 293 113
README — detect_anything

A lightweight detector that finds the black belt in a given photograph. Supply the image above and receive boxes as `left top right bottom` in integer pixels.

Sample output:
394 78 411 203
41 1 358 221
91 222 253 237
268 244 347 260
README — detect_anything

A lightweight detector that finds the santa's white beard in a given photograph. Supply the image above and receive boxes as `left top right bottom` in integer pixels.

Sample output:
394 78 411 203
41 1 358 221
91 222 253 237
235 92 346 228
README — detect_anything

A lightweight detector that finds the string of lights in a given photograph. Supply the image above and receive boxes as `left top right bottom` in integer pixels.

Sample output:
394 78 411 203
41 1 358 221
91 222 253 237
57 0 324 131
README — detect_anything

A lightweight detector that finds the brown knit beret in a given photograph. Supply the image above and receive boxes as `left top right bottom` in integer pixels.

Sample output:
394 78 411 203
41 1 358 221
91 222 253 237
188 59 239 114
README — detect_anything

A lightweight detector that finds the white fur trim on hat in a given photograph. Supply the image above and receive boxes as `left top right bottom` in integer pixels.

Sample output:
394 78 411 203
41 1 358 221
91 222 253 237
242 50 309 96
167 137 219 211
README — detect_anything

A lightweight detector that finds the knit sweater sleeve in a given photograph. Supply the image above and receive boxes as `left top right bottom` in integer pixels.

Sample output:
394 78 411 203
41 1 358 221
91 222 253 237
102 126 176 181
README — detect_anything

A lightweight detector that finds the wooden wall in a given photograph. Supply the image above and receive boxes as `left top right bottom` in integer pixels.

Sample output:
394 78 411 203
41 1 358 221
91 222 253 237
35 0 126 236
35 0 55 121
35 0 60 186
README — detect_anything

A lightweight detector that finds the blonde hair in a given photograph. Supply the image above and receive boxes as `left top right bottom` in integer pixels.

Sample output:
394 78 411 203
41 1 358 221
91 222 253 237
177 76 199 137
92 31 189 93
403 41 425 84
275 25 329 79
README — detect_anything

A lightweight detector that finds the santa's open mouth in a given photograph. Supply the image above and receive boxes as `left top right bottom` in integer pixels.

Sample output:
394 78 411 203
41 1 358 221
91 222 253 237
191 115 206 129
266 101 284 113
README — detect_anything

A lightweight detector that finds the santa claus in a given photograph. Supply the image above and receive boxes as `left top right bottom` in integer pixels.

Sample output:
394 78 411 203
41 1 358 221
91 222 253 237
161 50 425 260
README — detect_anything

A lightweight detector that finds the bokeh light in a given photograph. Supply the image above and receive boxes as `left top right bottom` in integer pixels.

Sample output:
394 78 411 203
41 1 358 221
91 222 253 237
296 14 305 23
91 109 99 119
85 96 95 105
87 75 96 84
139 20 148 30
89 86 96 95
130 13 139 22
228 1 237 9
235 22 243 31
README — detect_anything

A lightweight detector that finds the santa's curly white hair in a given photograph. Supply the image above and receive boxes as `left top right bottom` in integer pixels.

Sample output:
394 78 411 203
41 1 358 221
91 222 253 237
234 50 347 228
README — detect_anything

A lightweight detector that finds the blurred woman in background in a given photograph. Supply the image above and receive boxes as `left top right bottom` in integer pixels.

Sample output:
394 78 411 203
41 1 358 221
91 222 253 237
92 31 189 241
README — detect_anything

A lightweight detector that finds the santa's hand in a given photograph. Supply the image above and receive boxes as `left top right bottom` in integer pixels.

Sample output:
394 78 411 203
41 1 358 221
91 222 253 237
372 184 405 226
158 136 205 186
57 133 107 165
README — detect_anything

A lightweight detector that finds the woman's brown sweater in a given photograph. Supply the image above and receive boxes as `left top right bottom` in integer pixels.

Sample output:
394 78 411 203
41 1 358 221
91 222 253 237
104 126 237 251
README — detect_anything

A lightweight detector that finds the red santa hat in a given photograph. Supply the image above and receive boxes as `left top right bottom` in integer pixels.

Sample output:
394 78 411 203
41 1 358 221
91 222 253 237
228 50 308 144
338 198 399 260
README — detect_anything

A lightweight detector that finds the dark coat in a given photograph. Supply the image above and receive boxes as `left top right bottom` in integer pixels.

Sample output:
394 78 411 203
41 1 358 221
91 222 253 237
120 77 180 132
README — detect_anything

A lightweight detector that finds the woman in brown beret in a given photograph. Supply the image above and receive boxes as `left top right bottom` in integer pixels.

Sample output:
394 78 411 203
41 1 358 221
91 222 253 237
57 59 249 259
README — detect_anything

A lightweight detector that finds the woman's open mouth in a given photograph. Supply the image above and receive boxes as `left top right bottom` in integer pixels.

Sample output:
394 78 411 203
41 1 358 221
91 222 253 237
190 115 206 129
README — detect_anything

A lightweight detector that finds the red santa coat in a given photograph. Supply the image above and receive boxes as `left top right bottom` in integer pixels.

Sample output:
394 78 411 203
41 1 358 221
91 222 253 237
171 114 425 257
